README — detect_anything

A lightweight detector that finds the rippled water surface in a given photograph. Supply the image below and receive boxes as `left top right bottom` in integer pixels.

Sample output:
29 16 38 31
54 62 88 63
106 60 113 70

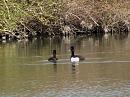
0 35 130 97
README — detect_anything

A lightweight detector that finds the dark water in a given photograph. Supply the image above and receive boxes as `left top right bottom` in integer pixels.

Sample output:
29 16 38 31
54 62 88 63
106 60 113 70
0 34 130 97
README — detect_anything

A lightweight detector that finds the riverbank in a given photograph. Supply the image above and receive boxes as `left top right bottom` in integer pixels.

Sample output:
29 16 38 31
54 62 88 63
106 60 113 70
0 18 129 42
0 0 130 42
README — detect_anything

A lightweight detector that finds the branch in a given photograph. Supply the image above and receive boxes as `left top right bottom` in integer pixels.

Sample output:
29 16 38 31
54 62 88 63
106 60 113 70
3 0 10 19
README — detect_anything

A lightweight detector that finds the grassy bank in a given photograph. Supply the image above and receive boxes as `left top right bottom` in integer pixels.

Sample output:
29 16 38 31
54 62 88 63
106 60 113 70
0 0 130 40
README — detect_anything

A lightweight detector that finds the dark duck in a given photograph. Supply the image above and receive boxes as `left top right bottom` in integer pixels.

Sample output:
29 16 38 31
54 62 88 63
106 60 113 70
70 46 85 63
48 50 58 63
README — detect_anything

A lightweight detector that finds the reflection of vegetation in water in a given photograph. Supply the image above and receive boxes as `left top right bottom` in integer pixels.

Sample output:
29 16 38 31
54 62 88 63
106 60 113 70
0 38 50 65
0 36 66 65
17 38 50 56
0 43 18 65
0 33 129 65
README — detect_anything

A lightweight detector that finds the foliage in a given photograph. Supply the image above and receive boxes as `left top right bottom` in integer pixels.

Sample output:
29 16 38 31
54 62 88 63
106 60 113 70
0 0 63 33
0 0 129 34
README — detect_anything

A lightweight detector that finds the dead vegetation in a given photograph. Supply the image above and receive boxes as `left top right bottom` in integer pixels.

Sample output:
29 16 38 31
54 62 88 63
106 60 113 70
62 0 130 34
0 0 130 41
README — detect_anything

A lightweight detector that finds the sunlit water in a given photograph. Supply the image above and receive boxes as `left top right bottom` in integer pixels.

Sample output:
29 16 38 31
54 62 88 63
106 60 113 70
0 34 130 97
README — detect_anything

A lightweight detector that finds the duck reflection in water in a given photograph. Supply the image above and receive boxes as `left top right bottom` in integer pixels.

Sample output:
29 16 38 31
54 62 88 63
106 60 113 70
71 63 80 76
48 50 58 63
71 62 79 67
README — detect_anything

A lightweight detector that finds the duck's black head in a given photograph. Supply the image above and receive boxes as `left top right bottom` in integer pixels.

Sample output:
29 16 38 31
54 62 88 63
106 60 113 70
70 46 75 57
70 46 74 51
53 50 56 54
53 50 56 57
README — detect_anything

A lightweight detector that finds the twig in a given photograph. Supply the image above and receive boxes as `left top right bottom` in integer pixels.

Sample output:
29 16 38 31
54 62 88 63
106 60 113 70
3 0 10 19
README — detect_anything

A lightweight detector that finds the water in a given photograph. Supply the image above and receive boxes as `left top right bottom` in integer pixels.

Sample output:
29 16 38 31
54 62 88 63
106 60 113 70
0 35 130 97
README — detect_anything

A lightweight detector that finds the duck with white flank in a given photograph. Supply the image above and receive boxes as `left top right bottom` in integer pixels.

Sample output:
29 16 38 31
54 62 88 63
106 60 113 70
70 46 85 63
48 50 58 63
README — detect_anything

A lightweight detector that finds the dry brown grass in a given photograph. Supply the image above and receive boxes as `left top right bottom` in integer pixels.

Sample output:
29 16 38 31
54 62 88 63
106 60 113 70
63 0 130 30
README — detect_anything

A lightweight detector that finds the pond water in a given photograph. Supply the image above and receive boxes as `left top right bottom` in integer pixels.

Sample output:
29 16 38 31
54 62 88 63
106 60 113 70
0 34 130 97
